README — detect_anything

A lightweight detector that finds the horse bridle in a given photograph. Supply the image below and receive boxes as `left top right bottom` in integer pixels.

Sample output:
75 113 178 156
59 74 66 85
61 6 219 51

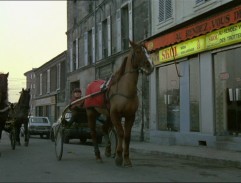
107 47 141 101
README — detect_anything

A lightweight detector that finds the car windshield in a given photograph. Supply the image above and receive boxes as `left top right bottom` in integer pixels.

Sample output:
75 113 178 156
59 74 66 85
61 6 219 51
31 118 48 124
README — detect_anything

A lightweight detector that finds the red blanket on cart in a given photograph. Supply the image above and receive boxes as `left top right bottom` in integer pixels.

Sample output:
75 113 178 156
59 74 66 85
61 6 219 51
84 80 106 108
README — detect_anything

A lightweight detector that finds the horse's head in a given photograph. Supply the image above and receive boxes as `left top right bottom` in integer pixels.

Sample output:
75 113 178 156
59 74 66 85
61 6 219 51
0 72 9 104
18 88 31 109
129 40 154 75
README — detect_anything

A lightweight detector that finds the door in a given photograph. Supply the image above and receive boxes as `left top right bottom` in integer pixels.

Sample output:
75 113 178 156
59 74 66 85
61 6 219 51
214 47 241 135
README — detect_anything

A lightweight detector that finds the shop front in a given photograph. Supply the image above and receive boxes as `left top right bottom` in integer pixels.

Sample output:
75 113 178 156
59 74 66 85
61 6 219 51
147 5 241 150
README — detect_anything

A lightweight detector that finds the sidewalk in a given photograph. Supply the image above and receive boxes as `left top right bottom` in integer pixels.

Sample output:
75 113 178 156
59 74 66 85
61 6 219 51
130 141 241 168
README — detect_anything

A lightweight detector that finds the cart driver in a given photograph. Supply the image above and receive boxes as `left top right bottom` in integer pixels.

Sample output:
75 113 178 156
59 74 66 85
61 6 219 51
68 88 85 127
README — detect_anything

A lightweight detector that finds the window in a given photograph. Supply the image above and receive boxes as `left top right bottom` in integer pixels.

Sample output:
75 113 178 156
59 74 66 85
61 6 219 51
102 19 108 58
157 64 180 131
159 0 173 23
116 1 132 52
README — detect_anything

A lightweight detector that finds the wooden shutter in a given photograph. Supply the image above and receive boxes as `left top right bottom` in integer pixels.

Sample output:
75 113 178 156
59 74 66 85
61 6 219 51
107 16 111 56
84 32 88 66
116 9 121 52
128 1 133 42
76 38 79 69
92 27 95 64
98 22 103 60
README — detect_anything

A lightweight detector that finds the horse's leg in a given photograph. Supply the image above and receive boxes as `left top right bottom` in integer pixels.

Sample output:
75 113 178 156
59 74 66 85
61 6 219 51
102 117 111 157
15 121 21 145
111 111 124 166
24 119 29 146
86 109 102 162
123 115 135 167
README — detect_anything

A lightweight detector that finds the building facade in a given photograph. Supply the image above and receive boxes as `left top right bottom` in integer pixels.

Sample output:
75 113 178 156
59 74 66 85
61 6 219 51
146 0 241 151
24 68 37 116
25 51 67 124
66 0 151 140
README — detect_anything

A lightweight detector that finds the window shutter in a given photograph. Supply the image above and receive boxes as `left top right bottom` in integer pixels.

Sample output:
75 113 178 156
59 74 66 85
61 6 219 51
92 27 95 64
116 9 121 52
107 16 111 56
159 0 164 22
98 22 103 60
196 0 205 4
128 1 133 42
76 38 79 69
159 0 172 23
47 69 50 93
69 48 73 72
40 73 42 95
84 32 88 66
165 0 172 20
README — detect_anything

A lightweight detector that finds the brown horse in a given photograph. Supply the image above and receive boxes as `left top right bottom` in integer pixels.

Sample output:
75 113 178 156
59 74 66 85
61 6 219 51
0 72 10 142
85 40 154 167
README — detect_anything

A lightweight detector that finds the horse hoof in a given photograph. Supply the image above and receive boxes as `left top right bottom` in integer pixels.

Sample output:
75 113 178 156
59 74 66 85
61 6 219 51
124 160 132 167
115 156 123 167
105 148 111 157
96 157 103 163
16 142 21 146
24 142 29 147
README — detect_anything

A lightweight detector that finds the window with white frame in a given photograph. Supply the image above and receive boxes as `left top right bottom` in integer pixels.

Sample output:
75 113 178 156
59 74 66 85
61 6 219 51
47 69 50 93
158 0 173 23
116 0 132 52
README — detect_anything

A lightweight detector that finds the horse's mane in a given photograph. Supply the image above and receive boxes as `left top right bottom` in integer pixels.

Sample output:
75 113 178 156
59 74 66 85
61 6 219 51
111 57 127 85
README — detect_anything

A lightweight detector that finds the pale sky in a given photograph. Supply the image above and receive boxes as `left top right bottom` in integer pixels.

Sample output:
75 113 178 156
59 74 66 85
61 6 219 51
0 1 67 102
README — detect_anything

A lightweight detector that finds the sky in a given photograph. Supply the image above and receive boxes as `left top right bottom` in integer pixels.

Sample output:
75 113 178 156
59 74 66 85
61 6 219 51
0 1 67 102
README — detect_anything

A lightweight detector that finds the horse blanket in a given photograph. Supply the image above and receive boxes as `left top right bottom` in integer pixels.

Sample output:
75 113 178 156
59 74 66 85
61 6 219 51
84 80 106 108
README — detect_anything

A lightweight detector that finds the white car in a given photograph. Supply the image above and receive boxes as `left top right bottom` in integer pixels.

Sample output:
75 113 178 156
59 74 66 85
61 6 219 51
28 116 51 139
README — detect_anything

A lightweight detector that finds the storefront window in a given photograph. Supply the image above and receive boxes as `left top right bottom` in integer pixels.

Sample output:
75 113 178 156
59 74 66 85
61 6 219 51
157 64 180 131
190 57 200 132
214 47 241 136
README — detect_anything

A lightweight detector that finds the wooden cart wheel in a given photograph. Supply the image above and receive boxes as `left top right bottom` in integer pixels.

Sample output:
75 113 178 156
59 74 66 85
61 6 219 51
109 128 117 158
55 124 64 161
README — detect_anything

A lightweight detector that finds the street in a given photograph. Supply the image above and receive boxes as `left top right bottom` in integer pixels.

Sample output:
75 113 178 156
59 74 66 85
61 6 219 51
0 131 241 182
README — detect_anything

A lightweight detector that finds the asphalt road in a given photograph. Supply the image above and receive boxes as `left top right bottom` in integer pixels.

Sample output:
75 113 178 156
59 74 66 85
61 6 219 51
0 131 241 182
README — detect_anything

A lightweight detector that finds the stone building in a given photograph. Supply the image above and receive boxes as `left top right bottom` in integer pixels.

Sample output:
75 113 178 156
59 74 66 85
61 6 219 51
66 0 151 140
25 51 67 124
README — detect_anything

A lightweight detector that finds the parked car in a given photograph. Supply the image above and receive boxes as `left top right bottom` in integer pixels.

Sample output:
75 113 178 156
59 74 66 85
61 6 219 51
50 110 103 144
27 116 51 139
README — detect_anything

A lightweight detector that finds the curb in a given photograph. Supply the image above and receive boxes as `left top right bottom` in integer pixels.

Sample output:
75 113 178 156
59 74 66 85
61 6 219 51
130 147 241 168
